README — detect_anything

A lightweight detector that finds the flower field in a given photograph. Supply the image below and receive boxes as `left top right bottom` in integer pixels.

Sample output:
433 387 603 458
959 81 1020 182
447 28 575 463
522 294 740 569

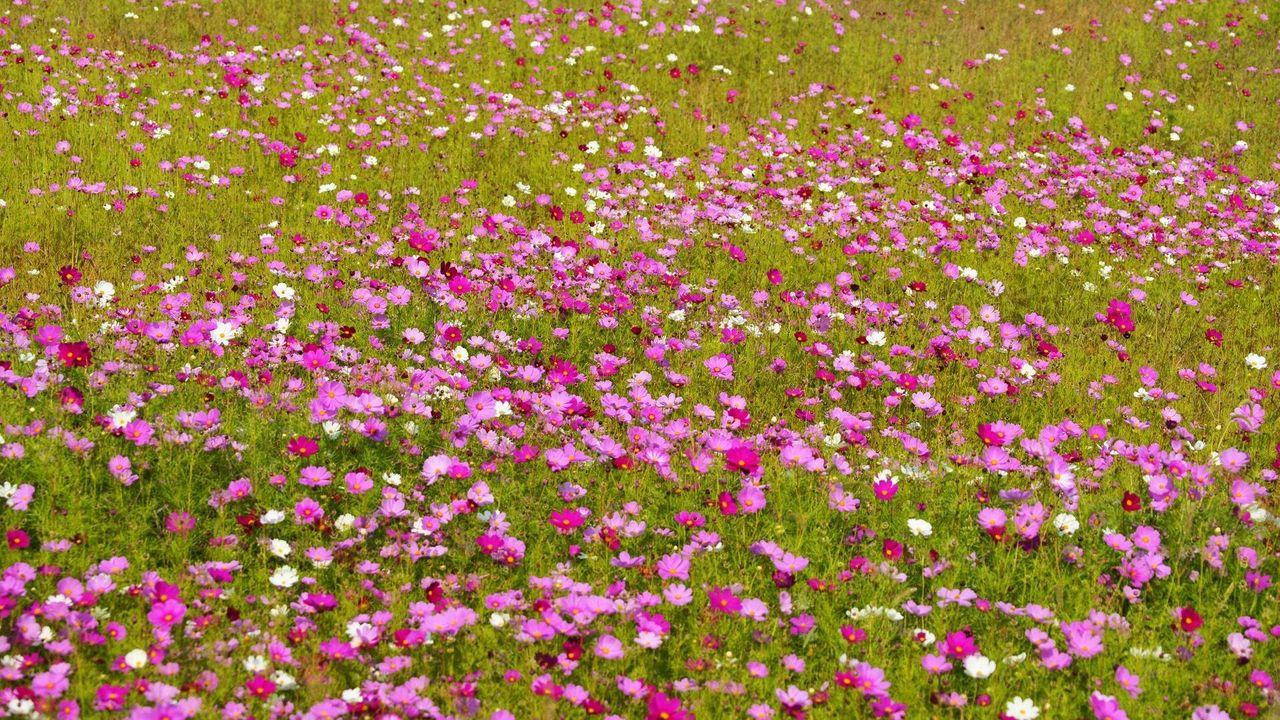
0 0 1278 718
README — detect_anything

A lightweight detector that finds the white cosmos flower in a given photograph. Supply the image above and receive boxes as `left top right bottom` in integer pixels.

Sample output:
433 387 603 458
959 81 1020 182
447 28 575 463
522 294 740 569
268 539 291 558
124 649 148 669
209 321 240 347
1005 697 1040 719
1245 353 1267 371
1053 513 1080 535
269 566 299 588
963 654 996 679
907 519 933 537
107 407 137 430
334 513 356 533
260 510 286 525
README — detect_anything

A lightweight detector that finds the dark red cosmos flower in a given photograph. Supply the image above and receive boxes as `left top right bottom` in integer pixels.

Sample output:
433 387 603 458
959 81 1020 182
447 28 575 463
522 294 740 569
6 530 29 550
1036 340 1061 358
1179 607 1203 633
717 491 738 516
58 265 82 286
561 639 583 661
1121 491 1142 512
57 341 92 368
881 538 903 561
286 436 319 457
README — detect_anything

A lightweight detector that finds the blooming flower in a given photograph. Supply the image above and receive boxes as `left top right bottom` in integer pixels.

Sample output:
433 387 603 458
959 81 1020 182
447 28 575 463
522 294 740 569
962 654 996 679
1005 697 1040 719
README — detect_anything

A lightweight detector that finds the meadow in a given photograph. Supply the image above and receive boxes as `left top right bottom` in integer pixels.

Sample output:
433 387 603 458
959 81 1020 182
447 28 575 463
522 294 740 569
0 0 1278 718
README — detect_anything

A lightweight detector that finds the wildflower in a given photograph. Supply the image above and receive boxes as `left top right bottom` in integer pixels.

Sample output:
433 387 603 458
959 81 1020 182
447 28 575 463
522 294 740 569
1115 665 1142 698
57 341 92 368
1005 697 1040 719
736 484 767 514
123 649 148 670
725 445 759 473
717 492 738 515
848 662 891 698
1089 693 1129 720
1178 607 1203 633
943 630 979 659
164 511 196 535
6 529 30 549
1121 492 1142 512
962 654 996 679
881 538 903 561
707 586 742 614
907 518 933 537
646 692 689 720
1053 513 1080 535
594 635 624 660
245 674 277 699
269 566 299 588
287 436 319 457
872 478 899 501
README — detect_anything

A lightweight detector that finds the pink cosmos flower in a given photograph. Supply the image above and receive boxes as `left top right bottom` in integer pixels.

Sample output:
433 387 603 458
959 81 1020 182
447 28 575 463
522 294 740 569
707 586 742 614
736 484 766 514
725 446 760 473
1090 693 1129 720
